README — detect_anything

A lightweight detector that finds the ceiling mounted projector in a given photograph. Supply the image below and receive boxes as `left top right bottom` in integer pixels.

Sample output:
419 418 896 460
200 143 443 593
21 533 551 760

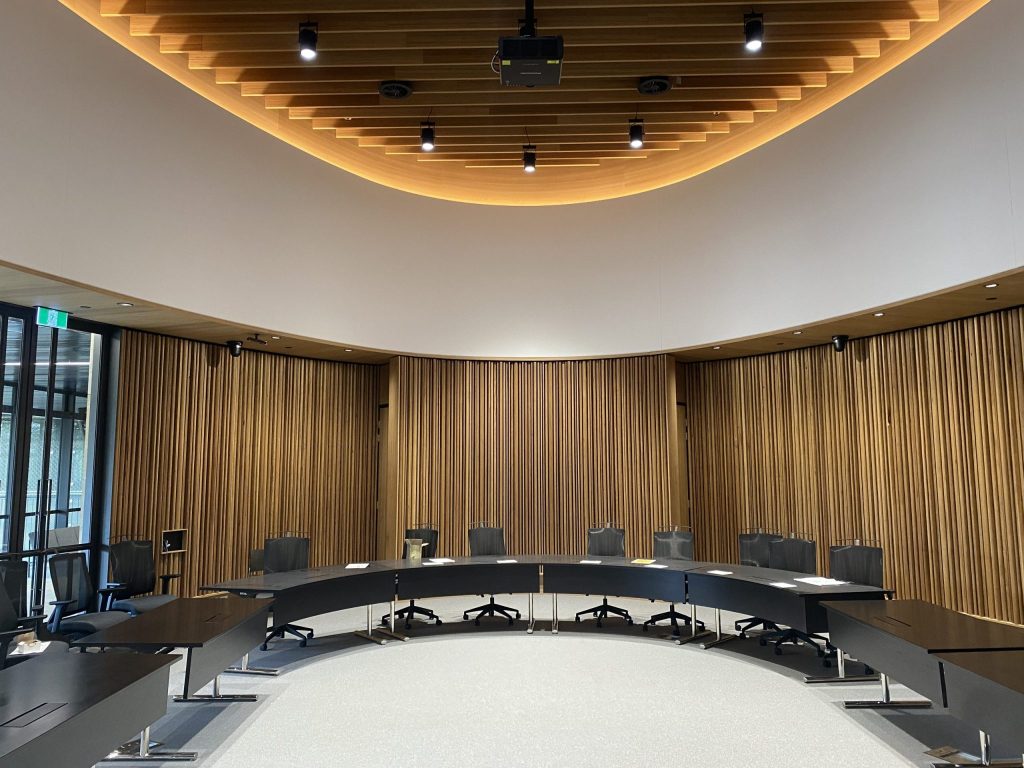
498 0 563 87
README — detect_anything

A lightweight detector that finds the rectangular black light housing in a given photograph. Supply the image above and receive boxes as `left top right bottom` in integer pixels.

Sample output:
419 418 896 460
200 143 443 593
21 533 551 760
498 35 564 87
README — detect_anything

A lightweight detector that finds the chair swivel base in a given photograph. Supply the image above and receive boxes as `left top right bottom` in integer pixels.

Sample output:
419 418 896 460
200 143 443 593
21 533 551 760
735 616 779 639
261 622 313 650
575 597 633 628
759 628 832 660
380 600 442 630
644 604 705 637
464 596 521 626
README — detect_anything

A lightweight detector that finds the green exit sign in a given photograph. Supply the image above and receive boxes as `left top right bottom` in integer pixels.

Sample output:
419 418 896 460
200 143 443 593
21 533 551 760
35 306 69 329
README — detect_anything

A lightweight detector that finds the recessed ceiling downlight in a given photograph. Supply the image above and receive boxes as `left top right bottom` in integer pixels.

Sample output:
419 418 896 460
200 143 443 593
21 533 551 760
379 81 414 100
637 76 672 95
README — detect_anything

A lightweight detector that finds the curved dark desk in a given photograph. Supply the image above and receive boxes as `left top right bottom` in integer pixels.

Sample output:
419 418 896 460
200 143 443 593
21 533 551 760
204 555 886 642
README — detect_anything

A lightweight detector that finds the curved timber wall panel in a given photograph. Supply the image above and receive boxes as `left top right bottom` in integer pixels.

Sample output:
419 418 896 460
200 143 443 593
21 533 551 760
682 307 1024 624
111 331 380 595
385 355 678 558
0 1 1021 358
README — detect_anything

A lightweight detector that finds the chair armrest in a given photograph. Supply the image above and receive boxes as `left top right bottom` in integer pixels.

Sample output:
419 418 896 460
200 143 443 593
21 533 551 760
0 628 27 645
159 573 182 595
15 614 45 633
48 600 74 634
97 585 123 611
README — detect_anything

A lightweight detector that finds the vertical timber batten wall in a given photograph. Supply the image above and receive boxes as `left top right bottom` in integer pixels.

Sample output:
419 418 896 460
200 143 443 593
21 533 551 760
681 307 1024 624
111 331 380 595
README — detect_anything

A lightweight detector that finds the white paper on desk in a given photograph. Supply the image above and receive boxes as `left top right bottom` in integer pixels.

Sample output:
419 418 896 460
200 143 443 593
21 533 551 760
794 576 847 587
10 641 50 656
707 569 733 576
644 564 668 569
345 563 369 569
580 559 601 565
496 559 518 564
422 561 444 566
429 558 455 564
770 582 797 589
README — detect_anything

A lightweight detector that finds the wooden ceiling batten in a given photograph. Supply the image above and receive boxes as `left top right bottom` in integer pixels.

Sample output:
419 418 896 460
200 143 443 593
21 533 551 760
62 0 988 204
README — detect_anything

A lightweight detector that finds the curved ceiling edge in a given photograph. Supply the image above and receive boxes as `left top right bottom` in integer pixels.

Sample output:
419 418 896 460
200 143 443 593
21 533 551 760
59 0 989 207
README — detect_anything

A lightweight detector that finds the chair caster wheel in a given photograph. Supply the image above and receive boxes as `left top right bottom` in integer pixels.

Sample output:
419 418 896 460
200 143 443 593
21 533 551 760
575 616 581 623
300 639 307 648
515 613 521 619
774 646 782 656
308 631 314 638
759 638 767 646
260 643 268 651
507 618 514 625
463 614 469 620
436 618 443 625
627 619 633 625
642 624 649 632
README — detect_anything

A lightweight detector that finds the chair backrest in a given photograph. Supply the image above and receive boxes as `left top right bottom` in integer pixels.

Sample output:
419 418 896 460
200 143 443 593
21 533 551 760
653 530 694 561
263 536 310 574
0 572 18 633
768 537 817 574
468 526 506 557
109 539 157 597
830 544 884 588
248 548 265 575
48 553 95 615
738 532 783 568
0 561 29 617
587 527 626 557
402 527 439 559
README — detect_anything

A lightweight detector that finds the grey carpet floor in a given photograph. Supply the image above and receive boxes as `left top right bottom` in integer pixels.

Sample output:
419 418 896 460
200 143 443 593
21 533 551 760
123 595 1015 768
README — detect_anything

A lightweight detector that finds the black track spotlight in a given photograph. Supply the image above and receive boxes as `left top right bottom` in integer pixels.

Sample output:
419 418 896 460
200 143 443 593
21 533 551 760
420 121 436 152
831 334 849 353
629 118 645 149
523 144 537 173
226 340 243 358
744 12 764 52
298 22 319 61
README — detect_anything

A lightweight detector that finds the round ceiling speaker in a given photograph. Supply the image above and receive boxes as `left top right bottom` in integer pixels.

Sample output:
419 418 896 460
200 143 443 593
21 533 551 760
378 80 414 99
637 76 673 95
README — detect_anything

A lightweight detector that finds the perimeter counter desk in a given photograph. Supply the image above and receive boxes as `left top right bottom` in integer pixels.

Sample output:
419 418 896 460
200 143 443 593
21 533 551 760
204 555 887 644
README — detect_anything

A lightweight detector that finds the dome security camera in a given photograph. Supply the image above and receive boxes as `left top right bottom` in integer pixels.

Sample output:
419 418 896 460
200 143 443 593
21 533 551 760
831 334 849 353
226 340 243 358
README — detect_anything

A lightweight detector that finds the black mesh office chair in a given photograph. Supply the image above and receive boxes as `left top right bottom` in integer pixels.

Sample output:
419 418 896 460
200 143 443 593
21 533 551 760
248 548 264 575
463 525 521 625
830 543 884 588
381 526 443 630
108 539 180 616
575 526 634 627
759 536 830 656
734 530 784 637
0 567 66 669
47 553 129 641
261 536 315 649
643 529 704 636
0 560 32 618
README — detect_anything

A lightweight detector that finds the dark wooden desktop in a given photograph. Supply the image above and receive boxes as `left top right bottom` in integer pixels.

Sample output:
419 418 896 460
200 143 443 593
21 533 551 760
72 595 271 701
0 652 176 768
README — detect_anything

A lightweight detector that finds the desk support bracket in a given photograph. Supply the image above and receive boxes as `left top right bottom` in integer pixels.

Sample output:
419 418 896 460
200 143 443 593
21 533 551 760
844 672 931 709
805 647 879 684
700 609 738 649
551 594 559 634
354 604 389 645
926 731 1024 767
376 600 409 642
675 603 714 646
174 674 258 703
526 593 536 634
224 652 279 677
98 726 197 763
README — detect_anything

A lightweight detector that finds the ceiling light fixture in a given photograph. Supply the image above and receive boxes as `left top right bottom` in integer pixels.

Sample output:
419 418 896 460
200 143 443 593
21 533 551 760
985 282 999 288
713 346 721 350
344 348 354 352
298 22 319 61
793 330 803 336
873 311 885 317
523 144 537 173
116 301 134 307
420 121 436 152
744 12 765 52
271 336 281 340
628 118 645 149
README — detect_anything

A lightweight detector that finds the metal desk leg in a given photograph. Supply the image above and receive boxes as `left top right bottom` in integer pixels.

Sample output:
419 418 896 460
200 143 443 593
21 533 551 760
551 594 559 634
174 674 259 703
844 672 931 709
700 608 738 649
377 599 408 642
804 646 880 684
526 593 535 634
98 725 198 763
676 603 714 646
926 730 1024 767
224 652 279 677
355 604 388 645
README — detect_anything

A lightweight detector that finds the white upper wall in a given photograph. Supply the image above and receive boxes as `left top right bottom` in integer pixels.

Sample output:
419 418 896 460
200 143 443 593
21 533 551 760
0 0 1020 359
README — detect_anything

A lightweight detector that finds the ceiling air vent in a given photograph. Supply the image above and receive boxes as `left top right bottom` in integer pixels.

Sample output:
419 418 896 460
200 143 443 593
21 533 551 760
637 76 672 95
378 81 414 99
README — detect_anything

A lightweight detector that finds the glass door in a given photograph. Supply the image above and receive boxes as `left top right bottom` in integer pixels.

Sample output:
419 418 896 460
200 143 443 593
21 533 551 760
0 315 25 554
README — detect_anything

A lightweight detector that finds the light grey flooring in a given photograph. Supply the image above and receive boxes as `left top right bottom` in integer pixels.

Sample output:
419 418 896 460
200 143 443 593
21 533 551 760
121 595 1012 768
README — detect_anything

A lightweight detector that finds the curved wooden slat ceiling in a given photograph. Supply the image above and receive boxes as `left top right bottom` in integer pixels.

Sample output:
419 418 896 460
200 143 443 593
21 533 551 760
52 0 998 203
